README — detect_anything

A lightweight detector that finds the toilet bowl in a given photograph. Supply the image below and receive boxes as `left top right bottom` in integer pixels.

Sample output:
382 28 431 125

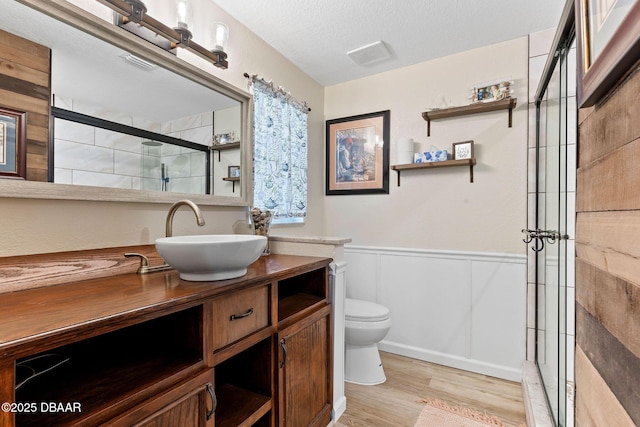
345 298 392 385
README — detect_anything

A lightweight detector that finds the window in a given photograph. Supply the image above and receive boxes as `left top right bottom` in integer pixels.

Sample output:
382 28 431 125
251 79 308 223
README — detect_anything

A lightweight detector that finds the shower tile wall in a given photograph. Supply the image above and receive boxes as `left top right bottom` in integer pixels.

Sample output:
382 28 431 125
527 29 555 363
159 112 212 194
53 96 211 193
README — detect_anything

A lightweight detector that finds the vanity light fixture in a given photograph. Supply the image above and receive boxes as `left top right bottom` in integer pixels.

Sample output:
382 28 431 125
96 0 229 69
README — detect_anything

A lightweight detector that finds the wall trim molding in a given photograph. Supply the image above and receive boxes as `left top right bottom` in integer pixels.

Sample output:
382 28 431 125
345 244 527 382
379 340 523 382
345 244 526 264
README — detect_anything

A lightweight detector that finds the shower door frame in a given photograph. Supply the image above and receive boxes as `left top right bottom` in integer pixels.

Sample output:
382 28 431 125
531 2 576 426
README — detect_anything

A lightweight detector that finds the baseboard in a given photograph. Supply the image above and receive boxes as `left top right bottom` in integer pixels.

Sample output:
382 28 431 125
332 395 347 422
379 340 523 382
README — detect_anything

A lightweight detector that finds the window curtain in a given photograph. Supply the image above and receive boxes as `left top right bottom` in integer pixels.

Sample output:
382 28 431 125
251 78 308 223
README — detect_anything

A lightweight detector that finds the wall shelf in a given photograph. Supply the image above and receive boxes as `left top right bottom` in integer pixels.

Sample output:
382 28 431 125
223 176 240 192
422 98 517 136
391 158 477 185
211 142 241 161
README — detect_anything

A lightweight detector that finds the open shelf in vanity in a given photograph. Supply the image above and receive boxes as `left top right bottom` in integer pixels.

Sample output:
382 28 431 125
214 338 273 427
14 306 206 426
278 268 328 323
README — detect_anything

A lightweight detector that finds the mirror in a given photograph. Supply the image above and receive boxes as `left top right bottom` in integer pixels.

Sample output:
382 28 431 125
0 0 252 206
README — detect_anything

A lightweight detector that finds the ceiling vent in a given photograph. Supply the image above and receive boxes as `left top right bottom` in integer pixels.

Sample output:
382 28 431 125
120 52 157 70
346 41 392 66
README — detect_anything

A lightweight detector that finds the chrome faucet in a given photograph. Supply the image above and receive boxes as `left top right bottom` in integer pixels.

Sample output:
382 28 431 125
165 200 205 237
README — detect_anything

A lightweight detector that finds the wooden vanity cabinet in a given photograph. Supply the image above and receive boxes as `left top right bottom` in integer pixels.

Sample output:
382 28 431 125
9 305 212 427
277 306 332 427
210 264 333 427
276 267 333 427
0 253 332 427
105 369 215 427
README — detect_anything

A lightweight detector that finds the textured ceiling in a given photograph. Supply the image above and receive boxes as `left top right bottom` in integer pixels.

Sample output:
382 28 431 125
212 0 565 86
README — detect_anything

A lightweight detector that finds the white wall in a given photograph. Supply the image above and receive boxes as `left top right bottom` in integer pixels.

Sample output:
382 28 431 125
213 106 242 197
324 37 529 254
327 37 531 380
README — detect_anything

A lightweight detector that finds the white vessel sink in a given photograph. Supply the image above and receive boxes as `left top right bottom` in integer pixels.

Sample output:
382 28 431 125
155 234 267 281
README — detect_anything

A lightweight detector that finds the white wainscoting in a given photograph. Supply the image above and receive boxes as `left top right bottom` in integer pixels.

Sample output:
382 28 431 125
345 245 527 381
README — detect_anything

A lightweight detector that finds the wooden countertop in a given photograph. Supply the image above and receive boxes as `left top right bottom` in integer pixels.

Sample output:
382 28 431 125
0 254 331 359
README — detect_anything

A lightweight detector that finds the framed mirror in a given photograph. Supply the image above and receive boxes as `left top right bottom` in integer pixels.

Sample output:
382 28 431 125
0 0 253 206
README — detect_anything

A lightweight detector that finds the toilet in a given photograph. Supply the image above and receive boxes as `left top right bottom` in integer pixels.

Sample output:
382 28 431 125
344 298 392 385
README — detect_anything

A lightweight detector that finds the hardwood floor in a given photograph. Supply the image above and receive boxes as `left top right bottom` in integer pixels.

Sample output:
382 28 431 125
335 352 527 427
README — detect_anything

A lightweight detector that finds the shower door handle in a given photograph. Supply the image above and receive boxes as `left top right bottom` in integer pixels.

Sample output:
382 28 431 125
522 229 569 252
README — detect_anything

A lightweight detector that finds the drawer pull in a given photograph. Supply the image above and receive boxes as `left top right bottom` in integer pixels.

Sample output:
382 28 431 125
230 308 254 321
206 383 216 420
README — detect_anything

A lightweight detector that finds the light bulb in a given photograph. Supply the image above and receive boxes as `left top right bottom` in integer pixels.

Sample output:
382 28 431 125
211 22 229 53
175 0 192 30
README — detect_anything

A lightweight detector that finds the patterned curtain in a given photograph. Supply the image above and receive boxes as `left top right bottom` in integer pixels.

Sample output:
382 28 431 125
251 78 308 222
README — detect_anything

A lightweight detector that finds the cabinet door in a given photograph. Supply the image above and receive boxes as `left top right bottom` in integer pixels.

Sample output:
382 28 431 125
278 305 332 427
106 369 215 427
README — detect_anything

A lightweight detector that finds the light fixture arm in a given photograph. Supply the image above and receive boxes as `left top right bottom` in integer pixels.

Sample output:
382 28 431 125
95 0 229 69
123 0 146 23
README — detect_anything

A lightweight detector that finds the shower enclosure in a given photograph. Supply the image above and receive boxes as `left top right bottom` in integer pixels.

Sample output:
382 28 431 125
52 107 211 194
140 140 208 194
529 4 576 425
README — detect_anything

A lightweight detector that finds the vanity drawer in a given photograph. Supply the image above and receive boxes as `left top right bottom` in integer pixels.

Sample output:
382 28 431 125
212 284 270 350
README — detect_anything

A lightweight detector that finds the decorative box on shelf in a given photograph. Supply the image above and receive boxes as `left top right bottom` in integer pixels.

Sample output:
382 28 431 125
414 149 448 163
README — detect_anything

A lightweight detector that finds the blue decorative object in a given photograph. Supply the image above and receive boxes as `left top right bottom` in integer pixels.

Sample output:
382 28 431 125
414 149 448 163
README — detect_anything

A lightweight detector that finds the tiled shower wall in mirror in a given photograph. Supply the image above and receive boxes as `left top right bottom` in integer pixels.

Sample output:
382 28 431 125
52 97 240 195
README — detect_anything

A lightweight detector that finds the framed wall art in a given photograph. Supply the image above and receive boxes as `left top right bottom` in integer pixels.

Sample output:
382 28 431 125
325 110 390 195
0 107 27 180
577 0 640 107
228 165 241 178
452 140 475 160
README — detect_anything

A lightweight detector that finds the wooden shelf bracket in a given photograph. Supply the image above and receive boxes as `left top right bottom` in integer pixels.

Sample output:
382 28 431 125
391 158 476 185
211 141 241 161
222 176 240 192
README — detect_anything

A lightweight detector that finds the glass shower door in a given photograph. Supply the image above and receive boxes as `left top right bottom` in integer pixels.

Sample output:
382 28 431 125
535 40 573 426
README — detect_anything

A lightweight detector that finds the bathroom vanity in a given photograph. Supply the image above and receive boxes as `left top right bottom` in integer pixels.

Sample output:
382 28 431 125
0 252 333 427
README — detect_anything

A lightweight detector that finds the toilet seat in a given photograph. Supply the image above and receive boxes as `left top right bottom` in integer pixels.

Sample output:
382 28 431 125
345 298 390 322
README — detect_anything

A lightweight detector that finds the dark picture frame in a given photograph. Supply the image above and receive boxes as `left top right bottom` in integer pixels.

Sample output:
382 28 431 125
0 107 27 180
228 165 241 178
452 140 475 160
576 0 640 107
326 110 390 195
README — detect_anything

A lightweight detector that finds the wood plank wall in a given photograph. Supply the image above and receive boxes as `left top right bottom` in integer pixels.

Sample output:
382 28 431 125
0 29 50 182
575 63 640 426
